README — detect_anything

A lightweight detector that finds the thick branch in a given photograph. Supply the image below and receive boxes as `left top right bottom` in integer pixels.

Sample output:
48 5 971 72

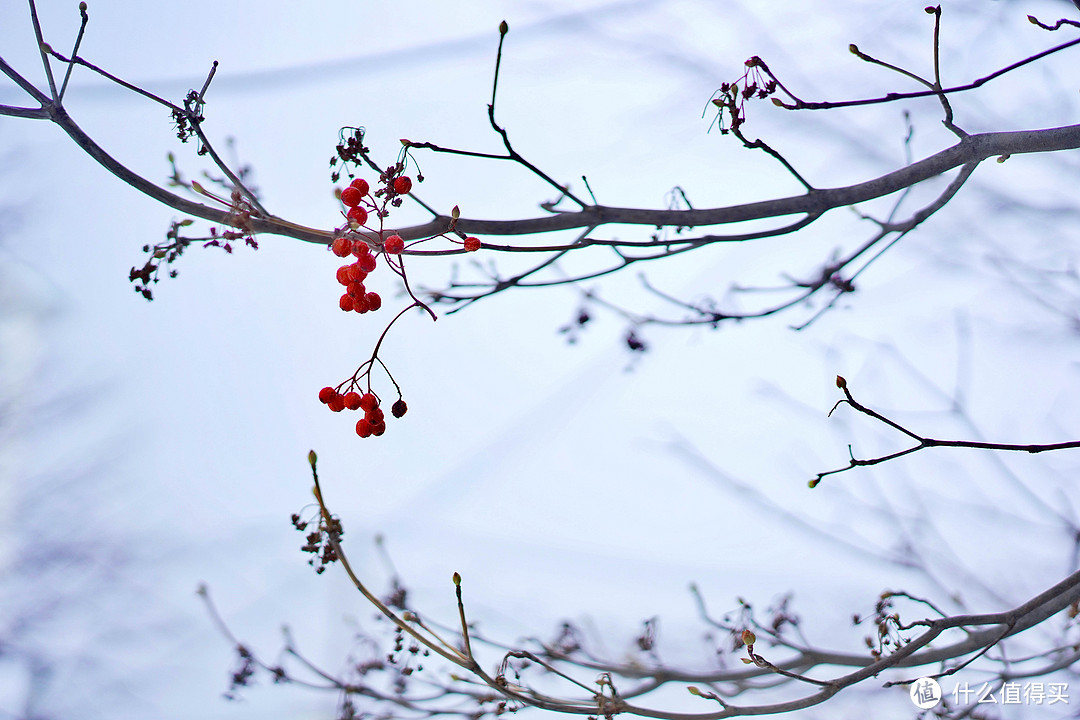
6 51 1078 250
401 124 1080 243
47 101 329 243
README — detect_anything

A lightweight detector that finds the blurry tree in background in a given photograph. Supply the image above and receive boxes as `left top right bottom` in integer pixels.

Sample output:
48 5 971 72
3 0 1080 718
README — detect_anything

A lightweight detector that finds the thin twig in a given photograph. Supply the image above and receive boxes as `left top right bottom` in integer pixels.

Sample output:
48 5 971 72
815 378 1080 485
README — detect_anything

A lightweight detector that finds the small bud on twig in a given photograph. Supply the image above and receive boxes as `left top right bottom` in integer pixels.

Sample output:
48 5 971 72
835 375 847 389
499 20 509 35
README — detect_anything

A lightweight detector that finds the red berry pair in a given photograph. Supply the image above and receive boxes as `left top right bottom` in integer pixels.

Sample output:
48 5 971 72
341 178 372 228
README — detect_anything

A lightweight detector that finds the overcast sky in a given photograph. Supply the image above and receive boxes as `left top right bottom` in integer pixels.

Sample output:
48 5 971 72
3 1 1080 719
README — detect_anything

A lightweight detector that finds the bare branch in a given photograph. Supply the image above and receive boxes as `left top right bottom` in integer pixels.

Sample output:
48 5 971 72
815 378 1080 485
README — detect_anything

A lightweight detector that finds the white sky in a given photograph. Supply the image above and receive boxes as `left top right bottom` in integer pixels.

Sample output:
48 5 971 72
2 1 1080 719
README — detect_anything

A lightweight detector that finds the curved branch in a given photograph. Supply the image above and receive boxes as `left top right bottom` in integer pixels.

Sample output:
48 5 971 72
399 124 1080 242
7 43 1078 252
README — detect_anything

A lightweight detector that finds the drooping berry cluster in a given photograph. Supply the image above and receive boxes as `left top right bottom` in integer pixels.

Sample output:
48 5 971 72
319 132 486 440
331 235 383 314
318 386 406 437
319 171 418 438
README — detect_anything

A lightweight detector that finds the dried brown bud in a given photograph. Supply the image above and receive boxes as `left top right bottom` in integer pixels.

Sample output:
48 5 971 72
835 375 847 389
499 20 509 35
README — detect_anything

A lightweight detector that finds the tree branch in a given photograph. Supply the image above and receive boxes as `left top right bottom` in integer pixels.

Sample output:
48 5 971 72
815 378 1080 485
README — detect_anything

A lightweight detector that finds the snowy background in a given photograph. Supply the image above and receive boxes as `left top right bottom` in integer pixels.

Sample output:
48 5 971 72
2 1 1080 718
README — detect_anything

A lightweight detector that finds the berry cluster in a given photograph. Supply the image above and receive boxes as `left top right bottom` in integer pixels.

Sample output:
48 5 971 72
319 171 418 438
319 134 485 440
331 241 383 315
318 386 407 437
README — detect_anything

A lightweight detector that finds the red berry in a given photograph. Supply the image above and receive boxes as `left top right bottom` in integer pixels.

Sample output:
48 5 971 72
355 419 373 438
359 393 378 412
327 394 346 412
343 391 362 410
331 237 352 257
350 178 370 196
318 386 335 404
358 254 377 273
365 292 382 311
391 399 408 418
351 240 370 258
339 293 354 311
341 186 363 207
371 421 387 437
336 265 352 285
365 407 385 425
347 282 366 298
353 296 369 313
347 264 367 283
346 206 368 225
384 235 405 254
393 176 412 194
463 236 481 252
